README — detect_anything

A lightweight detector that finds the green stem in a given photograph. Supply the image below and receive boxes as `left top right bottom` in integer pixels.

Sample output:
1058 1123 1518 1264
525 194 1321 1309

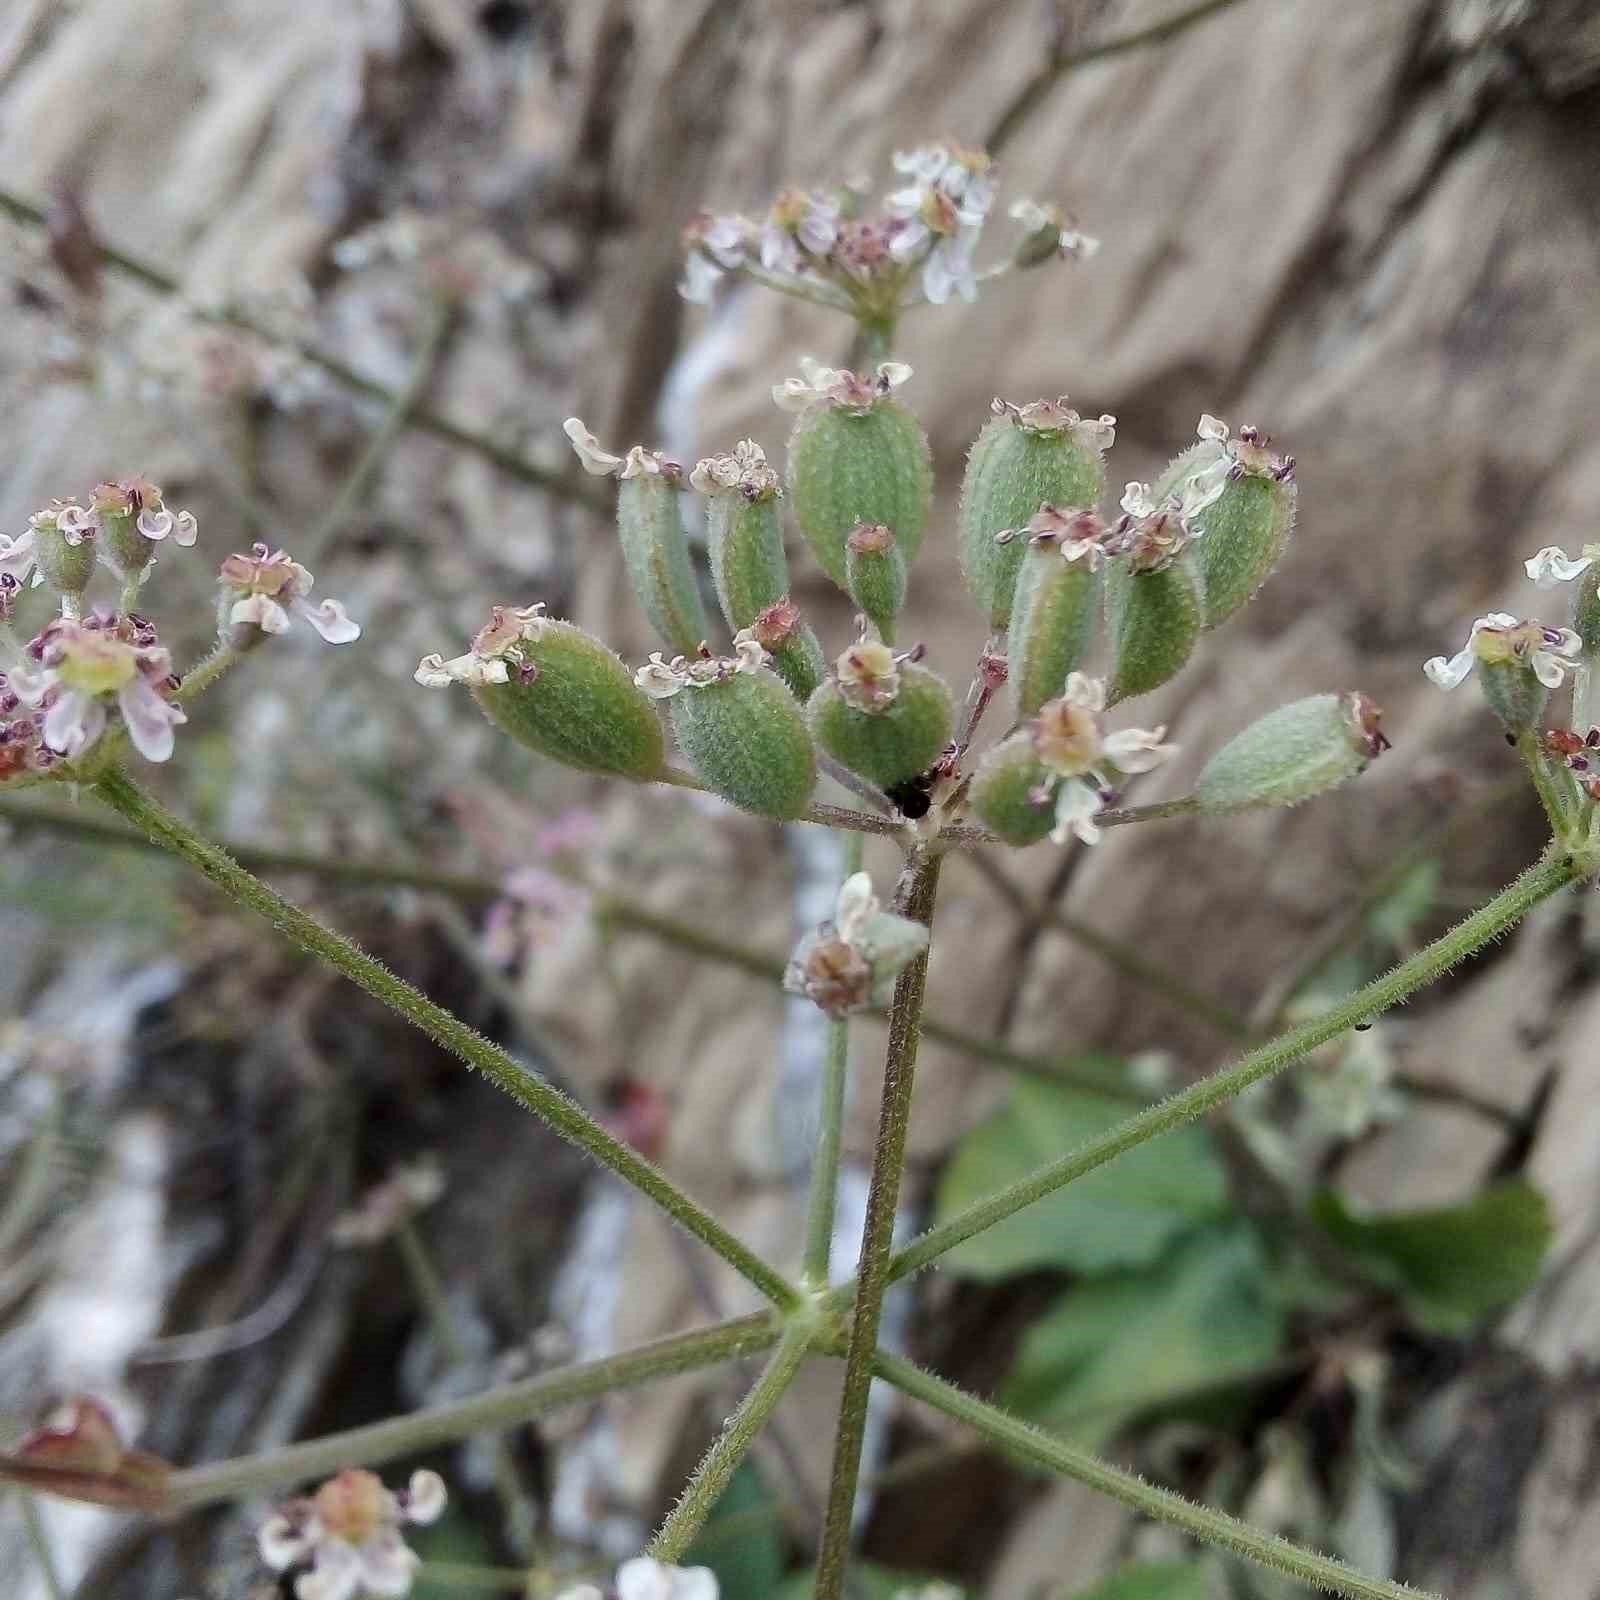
19 1492 67 1600
985 0 1247 153
647 1324 812 1562
0 186 602 510
173 642 241 706
882 852 1577 1286
873 1351 1438 1600
166 1314 777 1507
298 300 457 566
803 832 867 1285
91 768 801 1312
815 850 942 1600
1515 728 1572 837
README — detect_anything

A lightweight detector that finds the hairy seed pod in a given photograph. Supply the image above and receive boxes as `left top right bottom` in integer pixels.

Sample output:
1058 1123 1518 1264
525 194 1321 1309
617 472 710 656
969 729 1056 845
959 399 1113 628
750 596 825 702
669 669 817 820
1196 692 1389 813
808 661 953 788
700 449 788 633
844 522 908 641
474 621 666 779
1104 552 1205 705
33 520 95 598
787 399 931 591
1477 658 1550 731
1007 535 1101 721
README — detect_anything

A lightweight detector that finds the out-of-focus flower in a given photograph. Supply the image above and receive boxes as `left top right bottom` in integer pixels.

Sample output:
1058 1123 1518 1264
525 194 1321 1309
885 142 996 304
258 1468 446 1600
219 543 361 645
0 1397 170 1510
1008 197 1100 265
556 1554 719 1600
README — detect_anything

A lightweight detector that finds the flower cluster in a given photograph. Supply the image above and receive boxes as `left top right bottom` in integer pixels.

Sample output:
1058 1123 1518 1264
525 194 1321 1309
688 438 781 498
415 603 547 689
634 631 767 698
681 141 1095 311
1106 471 1228 572
557 1556 718 1600
259 1468 446 1600
2 477 199 596
784 871 931 1017
1030 673 1177 844
1194 413 1296 483
218 543 361 646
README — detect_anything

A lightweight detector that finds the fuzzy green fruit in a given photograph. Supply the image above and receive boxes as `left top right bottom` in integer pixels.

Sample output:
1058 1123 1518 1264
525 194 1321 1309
808 661 953 789
1008 537 1101 721
844 523 908 642
970 730 1056 845
617 473 710 656
670 669 817 820
1196 692 1388 813
1104 553 1205 705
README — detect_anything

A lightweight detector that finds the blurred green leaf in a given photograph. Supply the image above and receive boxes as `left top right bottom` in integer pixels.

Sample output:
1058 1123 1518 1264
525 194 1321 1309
1001 1227 1285 1449
1064 1559 1216 1600
1309 1179 1553 1334
775 1564 965 1598
932 1075 1228 1279
683 1460 785 1600
1365 859 1441 949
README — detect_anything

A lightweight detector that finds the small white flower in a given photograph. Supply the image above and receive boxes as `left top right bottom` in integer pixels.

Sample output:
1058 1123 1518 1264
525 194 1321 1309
416 604 547 690
614 1556 720 1600
1423 612 1582 691
688 439 780 498
219 544 361 645
772 358 912 414
1525 544 1597 588
634 652 685 699
1051 777 1106 846
730 628 767 673
1191 413 1292 480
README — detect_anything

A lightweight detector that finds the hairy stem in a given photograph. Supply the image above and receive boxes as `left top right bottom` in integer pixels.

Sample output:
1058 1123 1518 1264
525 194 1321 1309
815 849 942 1600
92 768 801 1311
803 832 867 1285
166 1315 778 1507
883 852 1577 1284
647 1324 812 1562
874 1351 1438 1600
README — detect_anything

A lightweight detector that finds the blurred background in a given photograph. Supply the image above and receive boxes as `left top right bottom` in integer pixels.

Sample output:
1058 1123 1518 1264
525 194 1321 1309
2 1 1600 1596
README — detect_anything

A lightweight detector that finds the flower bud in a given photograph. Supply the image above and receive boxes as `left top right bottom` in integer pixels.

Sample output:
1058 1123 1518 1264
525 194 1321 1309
958 397 1114 627
968 729 1056 845
844 522 907 640
1006 509 1104 720
1104 553 1205 705
1159 416 1296 628
417 607 666 780
750 597 826 702
808 647 953 788
1196 692 1389 814
780 362 932 591
695 441 788 634
666 661 817 820
784 872 930 1017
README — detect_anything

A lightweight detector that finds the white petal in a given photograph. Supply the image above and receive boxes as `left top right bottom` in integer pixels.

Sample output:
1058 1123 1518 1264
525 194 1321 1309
136 507 174 541
887 218 930 260
635 656 684 699
230 593 292 634
771 377 818 413
1073 414 1116 454
798 357 836 387
730 629 766 673
617 1558 673 1600
0 528 37 579
921 248 955 305
402 1469 446 1524
1120 481 1157 518
563 418 625 476
669 1569 720 1600
1525 546 1593 587
43 689 105 757
877 362 913 391
1197 413 1230 444
295 1543 363 1600
119 678 185 762
258 1515 315 1571
173 510 199 547
835 872 880 945
1423 649 1475 689
294 596 362 644
679 252 724 305
414 653 455 687
1480 611 1520 631
353 1530 421 1596
1050 780 1103 846
1103 725 1176 773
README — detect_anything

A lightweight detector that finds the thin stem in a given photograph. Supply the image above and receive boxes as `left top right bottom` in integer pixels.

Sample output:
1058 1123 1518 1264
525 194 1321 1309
173 642 241 706
0 186 602 509
873 1351 1437 1600
818 754 896 815
985 0 1248 153
166 1314 777 1507
815 849 942 1600
882 852 1578 1285
803 832 866 1284
647 1324 812 1562
298 300 457 566
1515 728 1572 837
92 768 801 1311
19 1492 67 1600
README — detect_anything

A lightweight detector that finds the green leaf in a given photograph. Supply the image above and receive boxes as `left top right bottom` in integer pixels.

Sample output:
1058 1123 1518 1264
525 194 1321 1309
682 1460 785 1600
1064 1559 1216 1600
932 1075 1229 1279
1309 1180 1553 1334
775 1563 965 1598
1001 1227 1285 1449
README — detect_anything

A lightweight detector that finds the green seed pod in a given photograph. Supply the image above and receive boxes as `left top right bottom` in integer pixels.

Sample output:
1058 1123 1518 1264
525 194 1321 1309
1196 692 1389 814
1478 659 1550 731
844 522 907 641
959 398 1114 628
1104 552 1205 705
807 648 954 788
780 364 932 591
1006 510 1105 721
415 609 666 780
616 469 711 657
30 509 96 597
695 442 788 634
749 597 825 702
969 729 1057 845
667 664 817 821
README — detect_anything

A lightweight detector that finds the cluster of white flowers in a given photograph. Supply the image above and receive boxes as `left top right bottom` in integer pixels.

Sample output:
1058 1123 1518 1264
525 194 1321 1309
634 631 767 698
0 477 198 591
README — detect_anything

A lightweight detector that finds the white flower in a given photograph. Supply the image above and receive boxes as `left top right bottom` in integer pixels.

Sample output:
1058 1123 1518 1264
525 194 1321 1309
1423 612 1582 691
219 543 360 644
615 1556 720 1600
90 476 199 548
416 604 547 689
1013 504 1107 568
634 633 766 698
1008 198 1101 263
562 419 668 480
760 188 840 273
259 1469 445 1600
1111 471 1224 571
772 357 912 414
634 652 685 699
1525 544 1597 588
12 614 186 764
1193 414 1292 480
679 250 726 305
920 230 979 304
1052 777 1106 846
730 628 767 673
688 439 780 498
0 527 39 584
679 213 748 303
